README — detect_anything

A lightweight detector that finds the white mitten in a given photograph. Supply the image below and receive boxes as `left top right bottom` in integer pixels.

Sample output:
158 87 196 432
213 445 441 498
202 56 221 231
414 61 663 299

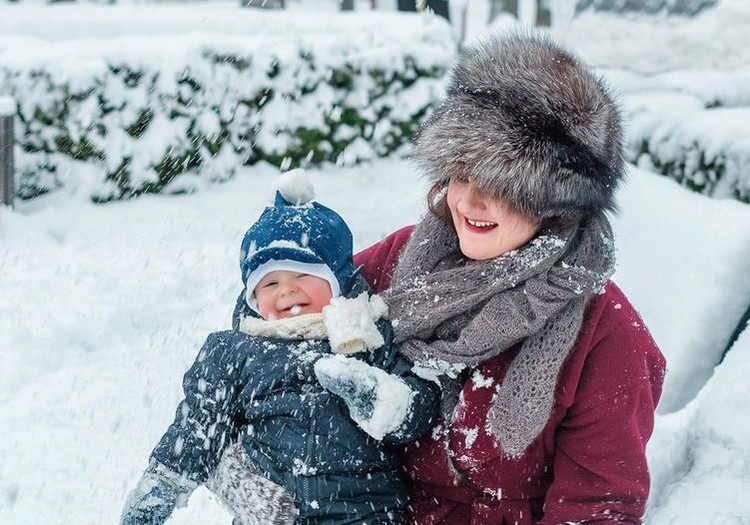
323 293 388 355
314 354 414 440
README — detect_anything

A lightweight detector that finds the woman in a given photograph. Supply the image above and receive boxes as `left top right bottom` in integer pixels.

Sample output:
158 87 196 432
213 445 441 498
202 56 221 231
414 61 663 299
353 33 666 525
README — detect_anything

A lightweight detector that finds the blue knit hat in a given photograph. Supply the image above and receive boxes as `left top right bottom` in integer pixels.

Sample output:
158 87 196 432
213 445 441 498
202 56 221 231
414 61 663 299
240 171 355 313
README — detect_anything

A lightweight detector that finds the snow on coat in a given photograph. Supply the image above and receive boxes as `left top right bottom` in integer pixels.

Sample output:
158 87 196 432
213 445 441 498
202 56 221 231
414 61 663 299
155 274 439 524
354 226 666 525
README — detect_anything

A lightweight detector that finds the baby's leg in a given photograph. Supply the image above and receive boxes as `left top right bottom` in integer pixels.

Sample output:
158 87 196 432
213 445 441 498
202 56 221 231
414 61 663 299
207 442 298 525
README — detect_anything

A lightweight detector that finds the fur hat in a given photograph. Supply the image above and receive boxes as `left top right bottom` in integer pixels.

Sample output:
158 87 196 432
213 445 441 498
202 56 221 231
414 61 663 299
240 171 355 313
413 32 625 221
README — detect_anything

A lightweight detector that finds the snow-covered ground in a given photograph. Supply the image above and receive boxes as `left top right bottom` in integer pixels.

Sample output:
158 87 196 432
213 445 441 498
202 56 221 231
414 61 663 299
2 1 750 524
2 158 750 524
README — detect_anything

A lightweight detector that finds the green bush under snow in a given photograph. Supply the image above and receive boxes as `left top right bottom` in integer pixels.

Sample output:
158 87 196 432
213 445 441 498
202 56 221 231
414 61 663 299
0 24 451 202
5 18 750 207
609 69 750 205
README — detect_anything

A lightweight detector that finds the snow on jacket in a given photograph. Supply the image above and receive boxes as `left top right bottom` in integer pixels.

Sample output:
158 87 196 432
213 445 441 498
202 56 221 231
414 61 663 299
353 226 667 525
155 273 440 523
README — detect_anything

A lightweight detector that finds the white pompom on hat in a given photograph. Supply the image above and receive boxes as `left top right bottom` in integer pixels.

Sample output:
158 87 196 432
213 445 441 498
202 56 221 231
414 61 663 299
275 169 316 206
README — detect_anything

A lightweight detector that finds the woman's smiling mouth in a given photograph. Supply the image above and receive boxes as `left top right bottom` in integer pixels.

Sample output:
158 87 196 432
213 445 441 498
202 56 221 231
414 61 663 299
464 217 498 233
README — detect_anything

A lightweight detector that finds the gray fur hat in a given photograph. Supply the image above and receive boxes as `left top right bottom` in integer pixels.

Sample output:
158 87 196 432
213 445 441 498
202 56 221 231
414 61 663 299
413 32 625 221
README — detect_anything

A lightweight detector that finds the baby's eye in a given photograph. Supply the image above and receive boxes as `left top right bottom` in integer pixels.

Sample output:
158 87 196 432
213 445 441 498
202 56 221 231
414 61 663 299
262 280 278 288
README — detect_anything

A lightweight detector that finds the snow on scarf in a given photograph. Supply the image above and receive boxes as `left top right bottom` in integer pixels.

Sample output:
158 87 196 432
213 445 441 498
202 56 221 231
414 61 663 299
384 212 615 456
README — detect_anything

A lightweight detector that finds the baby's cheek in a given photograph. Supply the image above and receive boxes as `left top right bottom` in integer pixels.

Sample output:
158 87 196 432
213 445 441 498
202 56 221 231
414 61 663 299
256 296 274 319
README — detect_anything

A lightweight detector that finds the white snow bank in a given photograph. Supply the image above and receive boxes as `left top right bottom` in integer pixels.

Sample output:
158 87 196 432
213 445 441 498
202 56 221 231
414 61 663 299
647 322 750 524
611 166 750 413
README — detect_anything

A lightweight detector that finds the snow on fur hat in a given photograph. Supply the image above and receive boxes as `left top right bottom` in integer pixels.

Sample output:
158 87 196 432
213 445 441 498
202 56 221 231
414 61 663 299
413 31 625 221
240 170 355 312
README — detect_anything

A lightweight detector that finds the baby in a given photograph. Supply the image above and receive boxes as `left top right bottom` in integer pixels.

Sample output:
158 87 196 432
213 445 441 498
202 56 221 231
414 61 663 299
120 173 439 525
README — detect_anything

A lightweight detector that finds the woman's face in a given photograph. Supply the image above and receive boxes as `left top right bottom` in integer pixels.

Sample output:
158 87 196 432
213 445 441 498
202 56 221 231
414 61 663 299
446 178 541 260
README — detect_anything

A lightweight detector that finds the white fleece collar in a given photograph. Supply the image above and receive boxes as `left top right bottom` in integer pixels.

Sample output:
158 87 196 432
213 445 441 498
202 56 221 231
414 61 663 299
239 313 328 341
238 293 389 355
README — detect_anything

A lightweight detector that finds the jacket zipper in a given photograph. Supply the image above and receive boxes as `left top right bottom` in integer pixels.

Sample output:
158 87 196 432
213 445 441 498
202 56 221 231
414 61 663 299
302 394 316 505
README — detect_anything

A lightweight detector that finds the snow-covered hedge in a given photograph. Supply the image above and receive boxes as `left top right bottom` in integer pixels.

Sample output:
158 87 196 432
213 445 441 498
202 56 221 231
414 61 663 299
602 68 750 205
627 104 750 204
0 6 452 201
576 0 718 17
612 166 750 413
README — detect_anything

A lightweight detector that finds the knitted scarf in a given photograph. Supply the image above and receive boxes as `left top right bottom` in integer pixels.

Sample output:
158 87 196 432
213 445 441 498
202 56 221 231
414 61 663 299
384 212 615 456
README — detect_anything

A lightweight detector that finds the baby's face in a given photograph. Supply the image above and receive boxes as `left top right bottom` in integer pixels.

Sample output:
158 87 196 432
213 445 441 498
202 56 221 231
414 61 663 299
254 270 333 320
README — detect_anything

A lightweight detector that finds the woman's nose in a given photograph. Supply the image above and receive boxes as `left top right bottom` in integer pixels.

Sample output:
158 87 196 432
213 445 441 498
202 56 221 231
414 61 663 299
460 185 487 212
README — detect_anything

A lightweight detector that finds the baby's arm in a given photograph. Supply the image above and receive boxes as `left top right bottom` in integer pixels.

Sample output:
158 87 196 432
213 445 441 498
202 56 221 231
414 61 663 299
315 349 439 443
208 442 299 525
151 332 244 483
373 344 441 444
120 462 196 525
121 332 243 525
316 298 440 443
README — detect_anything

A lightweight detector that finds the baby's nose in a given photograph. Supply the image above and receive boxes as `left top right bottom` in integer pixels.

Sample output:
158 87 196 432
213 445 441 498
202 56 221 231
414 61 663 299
280 283 299 296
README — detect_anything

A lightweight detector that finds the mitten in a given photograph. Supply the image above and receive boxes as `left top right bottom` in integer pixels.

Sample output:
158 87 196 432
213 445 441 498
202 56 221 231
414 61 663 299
314 354 414 440
323 293 388 354
120 463 196 525
208 443 299 525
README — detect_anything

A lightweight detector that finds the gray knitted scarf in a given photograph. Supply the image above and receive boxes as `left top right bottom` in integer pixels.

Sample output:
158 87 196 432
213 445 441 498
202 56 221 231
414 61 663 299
384 212 615 456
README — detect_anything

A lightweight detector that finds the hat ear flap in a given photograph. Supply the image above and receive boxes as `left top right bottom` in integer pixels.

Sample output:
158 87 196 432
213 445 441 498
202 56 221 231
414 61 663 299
342 266 368 297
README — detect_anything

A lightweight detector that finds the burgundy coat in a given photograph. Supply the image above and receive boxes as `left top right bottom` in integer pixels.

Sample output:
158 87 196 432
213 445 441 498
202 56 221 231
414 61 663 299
354 226 666 525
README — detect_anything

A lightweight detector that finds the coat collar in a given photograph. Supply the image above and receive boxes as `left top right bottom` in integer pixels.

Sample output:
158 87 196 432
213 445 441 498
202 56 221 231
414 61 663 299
239 313 327 341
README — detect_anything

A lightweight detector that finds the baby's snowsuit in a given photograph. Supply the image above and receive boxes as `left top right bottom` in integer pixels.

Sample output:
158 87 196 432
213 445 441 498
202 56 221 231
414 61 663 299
150 276 438 525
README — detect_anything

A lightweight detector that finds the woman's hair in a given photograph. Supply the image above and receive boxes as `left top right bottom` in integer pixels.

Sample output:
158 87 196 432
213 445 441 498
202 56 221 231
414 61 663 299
426 179 451 223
